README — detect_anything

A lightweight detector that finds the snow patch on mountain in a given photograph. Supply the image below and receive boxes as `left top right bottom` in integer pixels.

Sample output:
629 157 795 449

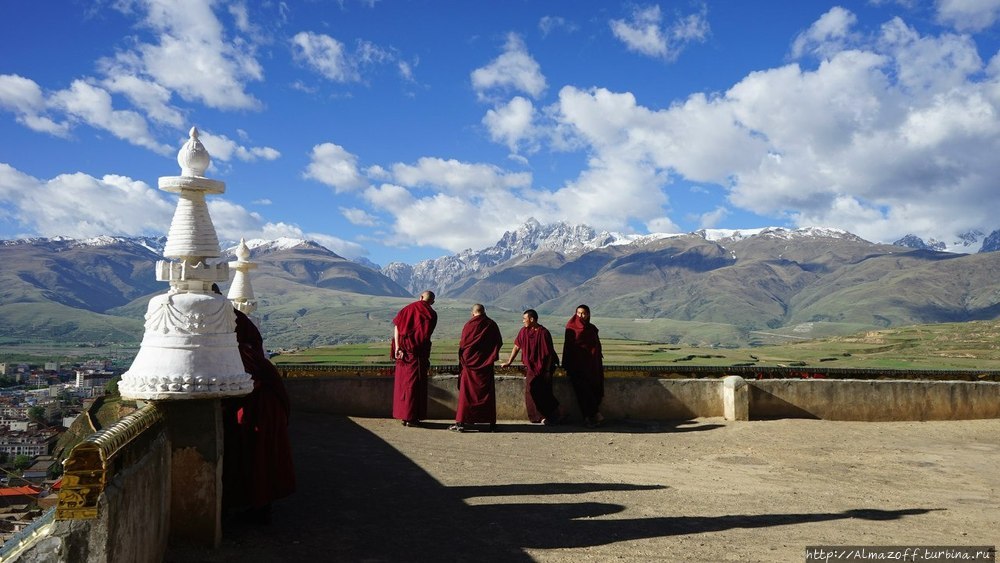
702 226 862 243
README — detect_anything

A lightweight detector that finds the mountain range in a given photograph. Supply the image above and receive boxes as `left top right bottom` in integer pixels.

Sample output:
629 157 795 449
3 221 1000 348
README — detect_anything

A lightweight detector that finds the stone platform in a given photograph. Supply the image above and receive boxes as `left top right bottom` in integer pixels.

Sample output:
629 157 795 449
166 413 1000 562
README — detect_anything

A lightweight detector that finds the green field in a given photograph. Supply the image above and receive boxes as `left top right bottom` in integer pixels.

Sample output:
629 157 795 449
272 319 1000 370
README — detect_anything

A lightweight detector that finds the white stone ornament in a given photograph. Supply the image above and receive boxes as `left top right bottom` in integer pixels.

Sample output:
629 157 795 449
227 238 258 317
119 126 252 401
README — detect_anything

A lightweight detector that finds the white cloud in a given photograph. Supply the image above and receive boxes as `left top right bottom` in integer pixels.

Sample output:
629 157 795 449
340 207 378 226
103 0 262 110
0 74 69 136
609 4 709 61
291 32 357 82
100 74 185 127
291 32 399 84
878 17 982 97
304 143 368 192
253 198 272 205
303 232 366 258
208 200 367 258
697 207 730 229
545 151 668 230
390 157 531 195
198 130 281 163
0 164 175 238
790 6 858 59
539 16 577 37
471 33 547 101
50 80 173 154
360 178 538 252
364 184 414 215
483 96 537 152
935 0 1000 32
335 7 1000 255
646 217 681 233
718 13 1000 244
4 2 268 153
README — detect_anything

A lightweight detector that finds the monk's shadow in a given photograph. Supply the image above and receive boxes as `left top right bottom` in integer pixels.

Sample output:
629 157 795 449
490 418 725 434
454 482 668 498
466 501 941 549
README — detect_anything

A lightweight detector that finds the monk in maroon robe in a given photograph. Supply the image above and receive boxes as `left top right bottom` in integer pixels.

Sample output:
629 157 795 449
450 304 503 432
222 300 296 524
502 309 563 424
563 304 605 427
392 291 437 426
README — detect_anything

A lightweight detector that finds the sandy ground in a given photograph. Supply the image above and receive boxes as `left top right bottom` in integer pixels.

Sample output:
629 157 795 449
167 414 999 562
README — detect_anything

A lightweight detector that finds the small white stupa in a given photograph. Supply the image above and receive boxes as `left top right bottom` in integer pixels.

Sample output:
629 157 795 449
118 128 253 400
227 238 258 319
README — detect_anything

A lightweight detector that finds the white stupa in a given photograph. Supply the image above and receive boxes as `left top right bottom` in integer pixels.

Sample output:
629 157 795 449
227 238 258 319
118 128 253 400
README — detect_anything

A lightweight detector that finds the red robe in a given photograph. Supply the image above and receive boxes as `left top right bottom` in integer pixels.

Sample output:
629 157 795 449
563 315 604 419
456 314 503 424
514 325 560 423
223 309 296 511
392 299 438 422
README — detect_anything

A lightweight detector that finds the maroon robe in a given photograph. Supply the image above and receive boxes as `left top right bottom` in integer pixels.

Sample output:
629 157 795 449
223 309 296 512
514 325 560 423
392 299 438 422
456 314 503 424
563 315 604 419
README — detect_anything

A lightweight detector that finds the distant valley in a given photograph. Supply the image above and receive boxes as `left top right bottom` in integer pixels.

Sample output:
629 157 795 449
3 221 1000 349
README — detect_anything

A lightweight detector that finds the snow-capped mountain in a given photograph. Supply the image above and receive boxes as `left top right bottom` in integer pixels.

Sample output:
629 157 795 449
893 234 947 251
382 218 645 295
220 237 324 258
1 234 167 254
382 222 875 296
891 229 1000 253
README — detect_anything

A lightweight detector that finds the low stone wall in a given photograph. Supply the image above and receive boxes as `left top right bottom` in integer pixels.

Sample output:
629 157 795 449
287 375 725 421
8 405 170 563
749 379 1000 421
285 374 1000 422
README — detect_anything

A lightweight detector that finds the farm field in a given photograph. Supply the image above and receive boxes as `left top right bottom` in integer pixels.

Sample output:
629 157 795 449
272 320 1000 371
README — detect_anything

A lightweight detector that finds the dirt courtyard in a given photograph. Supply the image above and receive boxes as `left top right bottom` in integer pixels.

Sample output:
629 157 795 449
169 414 999 562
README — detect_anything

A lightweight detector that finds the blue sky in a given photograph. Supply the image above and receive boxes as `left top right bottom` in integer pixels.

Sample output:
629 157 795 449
3 1 1000 266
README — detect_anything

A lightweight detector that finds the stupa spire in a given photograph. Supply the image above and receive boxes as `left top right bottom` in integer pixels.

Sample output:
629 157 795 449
227 238 258 317
118 126 252 400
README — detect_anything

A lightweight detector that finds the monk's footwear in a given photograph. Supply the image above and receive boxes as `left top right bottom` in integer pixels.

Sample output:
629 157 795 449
402 420 419 427
488 423 498 432
448 423 466 433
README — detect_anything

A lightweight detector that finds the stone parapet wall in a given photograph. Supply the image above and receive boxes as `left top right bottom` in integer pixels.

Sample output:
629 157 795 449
285 374 1000 422
749 379 1000 421
7 405 170 563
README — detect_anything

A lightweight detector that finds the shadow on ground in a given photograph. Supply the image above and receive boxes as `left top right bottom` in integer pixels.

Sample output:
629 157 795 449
166 412 937 562
420 418 726 434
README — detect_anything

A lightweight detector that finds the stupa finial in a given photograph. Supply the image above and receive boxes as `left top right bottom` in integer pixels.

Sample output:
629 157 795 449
178 127 210 177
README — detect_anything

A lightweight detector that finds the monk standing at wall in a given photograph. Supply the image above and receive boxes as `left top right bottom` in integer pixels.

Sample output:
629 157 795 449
451 304 503 433
563 304 605 427
502 309 564 425
219 284 296 524
392 291 438 427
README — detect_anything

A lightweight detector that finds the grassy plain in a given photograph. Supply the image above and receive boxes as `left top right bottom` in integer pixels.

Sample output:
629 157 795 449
273 319 1000 371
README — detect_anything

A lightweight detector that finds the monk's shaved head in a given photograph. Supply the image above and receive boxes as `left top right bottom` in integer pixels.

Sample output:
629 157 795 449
472 303 485 315
420 290 435 304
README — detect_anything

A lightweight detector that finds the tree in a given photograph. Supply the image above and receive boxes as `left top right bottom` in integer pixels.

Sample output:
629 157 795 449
48 462 63 479
105 375 121 397
13 454 32 471
28 406 46 423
